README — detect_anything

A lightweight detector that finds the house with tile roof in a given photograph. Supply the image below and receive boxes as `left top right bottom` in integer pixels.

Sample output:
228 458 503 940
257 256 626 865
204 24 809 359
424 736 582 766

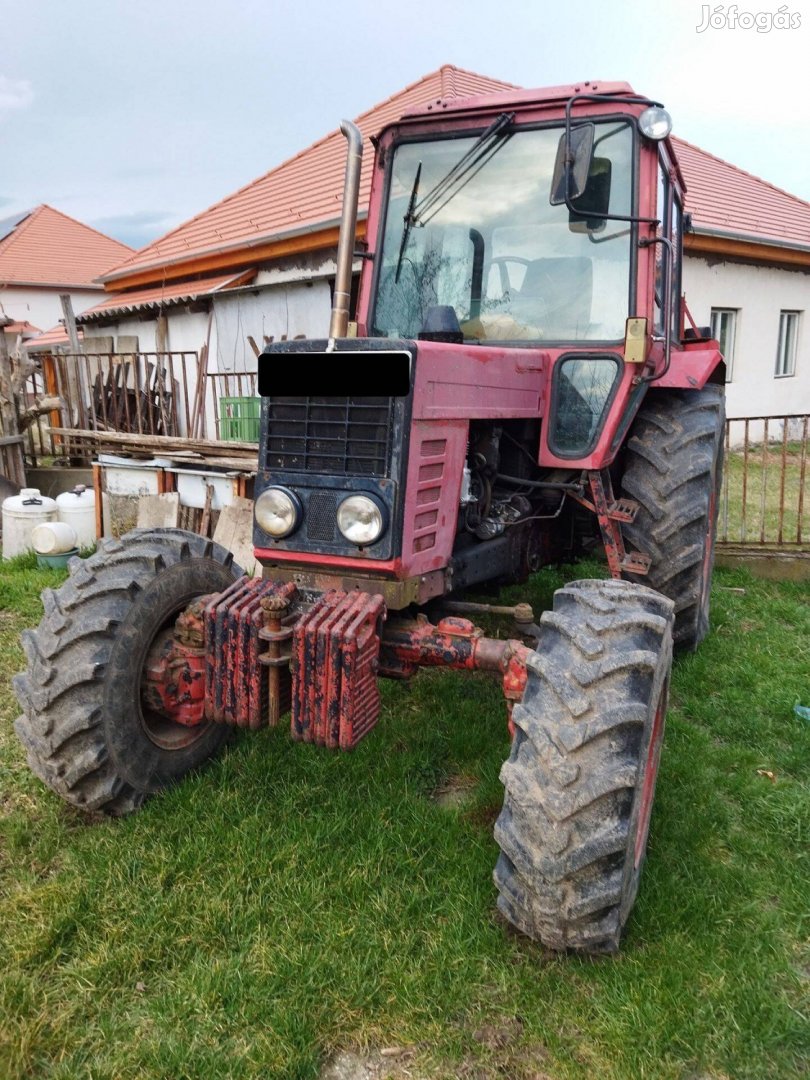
668 139 809 420
55 65 809 424
0 205 133 353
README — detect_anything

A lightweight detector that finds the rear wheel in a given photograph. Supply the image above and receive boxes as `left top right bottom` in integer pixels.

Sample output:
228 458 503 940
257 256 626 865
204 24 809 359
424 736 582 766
493 579 674 953
620 385 725 652
14 529 240 815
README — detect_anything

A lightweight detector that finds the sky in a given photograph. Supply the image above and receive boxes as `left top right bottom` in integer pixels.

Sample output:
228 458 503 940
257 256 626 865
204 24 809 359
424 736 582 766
1 0 808 251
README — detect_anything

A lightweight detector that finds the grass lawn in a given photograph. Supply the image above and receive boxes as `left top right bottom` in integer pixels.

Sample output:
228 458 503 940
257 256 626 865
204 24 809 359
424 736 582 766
0 554 808 1079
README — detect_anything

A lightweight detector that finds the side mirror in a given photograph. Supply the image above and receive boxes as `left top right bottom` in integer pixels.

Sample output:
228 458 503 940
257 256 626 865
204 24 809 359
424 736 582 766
568 157 612 233
550 124 595 205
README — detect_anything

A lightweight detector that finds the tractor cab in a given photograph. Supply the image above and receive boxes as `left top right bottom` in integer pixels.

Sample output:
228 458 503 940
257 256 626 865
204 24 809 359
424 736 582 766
358 81 694 466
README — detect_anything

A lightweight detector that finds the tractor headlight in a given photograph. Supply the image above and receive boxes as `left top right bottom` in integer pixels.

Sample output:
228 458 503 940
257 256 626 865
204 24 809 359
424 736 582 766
638 106 672 141
254 486 301 538
336 494 386 546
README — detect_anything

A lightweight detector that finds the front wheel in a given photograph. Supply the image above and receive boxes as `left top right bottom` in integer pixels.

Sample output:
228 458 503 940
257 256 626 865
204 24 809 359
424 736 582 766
14 529 241 815
493 579 674 953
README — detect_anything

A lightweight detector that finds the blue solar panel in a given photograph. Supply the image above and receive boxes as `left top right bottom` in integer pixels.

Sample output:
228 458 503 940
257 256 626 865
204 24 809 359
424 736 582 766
0 209 33 244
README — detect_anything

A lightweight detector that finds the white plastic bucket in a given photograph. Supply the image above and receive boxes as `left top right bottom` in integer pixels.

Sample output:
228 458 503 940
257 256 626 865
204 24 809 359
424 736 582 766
31 521 79 555
2 488 58 560
56 485 97 550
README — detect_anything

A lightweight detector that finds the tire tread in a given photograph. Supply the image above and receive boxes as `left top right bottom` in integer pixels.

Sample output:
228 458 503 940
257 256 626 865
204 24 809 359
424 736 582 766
493 579 674 953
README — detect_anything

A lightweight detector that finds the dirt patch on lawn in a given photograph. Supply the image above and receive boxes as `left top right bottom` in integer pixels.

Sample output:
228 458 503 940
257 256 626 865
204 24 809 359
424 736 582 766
320 1049 418 1080
320 1022 556 1080
431 773 477 809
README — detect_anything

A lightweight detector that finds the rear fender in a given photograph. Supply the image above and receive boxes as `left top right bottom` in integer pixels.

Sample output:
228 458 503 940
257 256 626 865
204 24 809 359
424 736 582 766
654 344 725 389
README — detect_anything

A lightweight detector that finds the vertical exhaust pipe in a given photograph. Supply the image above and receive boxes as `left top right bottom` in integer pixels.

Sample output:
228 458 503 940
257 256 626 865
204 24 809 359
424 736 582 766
327 120 363 346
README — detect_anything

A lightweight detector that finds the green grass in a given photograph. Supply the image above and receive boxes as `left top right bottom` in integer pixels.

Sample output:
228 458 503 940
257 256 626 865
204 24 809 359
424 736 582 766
1 554 808 1079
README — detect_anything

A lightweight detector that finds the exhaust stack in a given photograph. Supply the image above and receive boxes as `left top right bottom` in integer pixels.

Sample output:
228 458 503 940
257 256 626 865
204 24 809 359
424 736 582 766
328 120 363 344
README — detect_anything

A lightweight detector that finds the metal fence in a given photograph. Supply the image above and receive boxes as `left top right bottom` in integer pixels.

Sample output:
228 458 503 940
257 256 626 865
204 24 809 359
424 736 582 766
719 415 809 549
21 352 259 465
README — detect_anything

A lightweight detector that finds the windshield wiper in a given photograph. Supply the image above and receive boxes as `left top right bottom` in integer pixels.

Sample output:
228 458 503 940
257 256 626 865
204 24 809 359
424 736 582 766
395 161 421 284
392 112 514 284
413 111 514 225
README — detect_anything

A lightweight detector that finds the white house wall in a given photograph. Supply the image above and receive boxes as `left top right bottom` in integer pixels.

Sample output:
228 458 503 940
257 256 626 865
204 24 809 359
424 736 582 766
0 285 103 333
213 280 331 373
86 315 157 352
682 256 809 420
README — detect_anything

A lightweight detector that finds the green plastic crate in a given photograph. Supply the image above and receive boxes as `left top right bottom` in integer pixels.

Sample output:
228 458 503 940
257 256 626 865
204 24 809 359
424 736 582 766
219 396 261 442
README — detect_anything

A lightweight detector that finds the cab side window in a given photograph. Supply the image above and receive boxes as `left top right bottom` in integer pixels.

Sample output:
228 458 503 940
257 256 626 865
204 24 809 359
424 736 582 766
654 158 671 333
654 150 683 339
670 194 683 339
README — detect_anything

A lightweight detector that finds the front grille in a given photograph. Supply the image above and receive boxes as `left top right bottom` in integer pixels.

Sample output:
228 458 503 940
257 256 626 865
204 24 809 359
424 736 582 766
307 491 338 541
265 397 395 477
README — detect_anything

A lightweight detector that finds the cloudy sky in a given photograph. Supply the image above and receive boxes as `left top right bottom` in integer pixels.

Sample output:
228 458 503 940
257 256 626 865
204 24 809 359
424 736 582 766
1 0 808 250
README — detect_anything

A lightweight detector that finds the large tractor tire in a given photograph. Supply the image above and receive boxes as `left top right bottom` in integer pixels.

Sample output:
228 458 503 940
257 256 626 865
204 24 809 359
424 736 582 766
620 385 725 652
14 529 241 815
493 579 674 953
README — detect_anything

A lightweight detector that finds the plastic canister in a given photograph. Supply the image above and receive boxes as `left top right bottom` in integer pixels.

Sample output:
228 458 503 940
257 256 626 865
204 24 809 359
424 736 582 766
2 488 58 559
31 521 79 555
56 485 97 550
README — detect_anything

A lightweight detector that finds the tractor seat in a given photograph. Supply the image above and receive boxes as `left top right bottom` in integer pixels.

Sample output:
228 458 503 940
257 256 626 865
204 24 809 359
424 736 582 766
510 257 593 338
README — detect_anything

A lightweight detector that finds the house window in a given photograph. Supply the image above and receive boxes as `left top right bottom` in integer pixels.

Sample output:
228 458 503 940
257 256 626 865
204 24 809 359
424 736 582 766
775 310 800 377
710 308 737 382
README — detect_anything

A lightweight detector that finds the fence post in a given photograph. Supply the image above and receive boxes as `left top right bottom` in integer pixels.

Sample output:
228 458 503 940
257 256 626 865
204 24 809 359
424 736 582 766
59 296 85 428
0 316 26 488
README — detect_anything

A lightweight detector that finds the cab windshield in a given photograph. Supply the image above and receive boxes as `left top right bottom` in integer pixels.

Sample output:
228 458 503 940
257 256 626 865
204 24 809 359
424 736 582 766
371 121 634 343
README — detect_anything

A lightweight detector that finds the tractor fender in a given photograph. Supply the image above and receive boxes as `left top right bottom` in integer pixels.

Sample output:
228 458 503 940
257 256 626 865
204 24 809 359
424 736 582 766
653 344 725 389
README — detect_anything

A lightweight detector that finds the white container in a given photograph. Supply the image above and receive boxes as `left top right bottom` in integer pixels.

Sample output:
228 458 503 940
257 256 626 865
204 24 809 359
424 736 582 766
174 469 240 511
2 488 58 560
56 485 97 549
32 521 79 555
99 462 159 498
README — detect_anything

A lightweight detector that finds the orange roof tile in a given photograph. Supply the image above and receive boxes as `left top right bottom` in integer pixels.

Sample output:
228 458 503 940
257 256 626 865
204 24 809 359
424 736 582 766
27 271 254 347
23 323 78 351
2 319 41 338
75 269 255 321
672 136 810 252
0 205 134 288
102 66 516 284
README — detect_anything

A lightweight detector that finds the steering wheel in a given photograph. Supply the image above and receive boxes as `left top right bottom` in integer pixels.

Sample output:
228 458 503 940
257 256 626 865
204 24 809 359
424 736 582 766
489 255 533 296
489 257 560 327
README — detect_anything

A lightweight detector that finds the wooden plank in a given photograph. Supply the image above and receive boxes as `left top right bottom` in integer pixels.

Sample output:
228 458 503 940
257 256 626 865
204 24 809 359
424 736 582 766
137 492 180 529
199 484 214 537
0 320 26 487
158 451 257 472
92 463 104 539
41 354 63 447
194 313 213 440
212 496 257 577
59 295 82 354
50 427 258 455
186 457 256 473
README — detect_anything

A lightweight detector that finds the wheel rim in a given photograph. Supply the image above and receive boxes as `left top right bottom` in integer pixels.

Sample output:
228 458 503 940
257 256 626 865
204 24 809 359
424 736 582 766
140 702 210 751
139 595 212 751
634 682 668 869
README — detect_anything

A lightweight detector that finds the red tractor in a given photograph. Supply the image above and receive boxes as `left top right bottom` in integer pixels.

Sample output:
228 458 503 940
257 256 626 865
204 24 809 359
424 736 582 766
15 81 725 953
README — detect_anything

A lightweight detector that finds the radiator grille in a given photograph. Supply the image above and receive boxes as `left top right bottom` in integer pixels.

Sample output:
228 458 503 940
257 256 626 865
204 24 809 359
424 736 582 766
265 397 395 477
307 491 338 542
